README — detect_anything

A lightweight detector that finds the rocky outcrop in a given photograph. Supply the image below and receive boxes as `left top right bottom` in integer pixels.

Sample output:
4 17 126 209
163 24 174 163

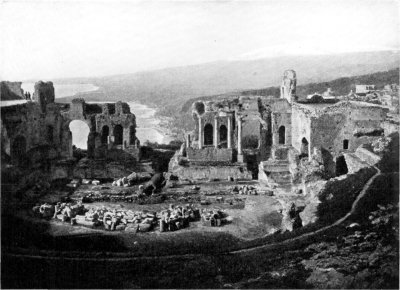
0 81 24 101
300 166 377 226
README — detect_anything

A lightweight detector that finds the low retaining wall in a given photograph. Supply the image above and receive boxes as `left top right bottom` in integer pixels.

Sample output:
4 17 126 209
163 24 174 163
172 164 252 181
187 147 233 162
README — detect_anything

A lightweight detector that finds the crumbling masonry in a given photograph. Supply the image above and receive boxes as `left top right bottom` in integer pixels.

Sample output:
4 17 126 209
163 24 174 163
1 81 140 178
170 70 388 186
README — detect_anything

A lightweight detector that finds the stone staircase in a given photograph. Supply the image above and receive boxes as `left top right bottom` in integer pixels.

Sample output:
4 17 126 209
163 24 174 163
258 159 292 186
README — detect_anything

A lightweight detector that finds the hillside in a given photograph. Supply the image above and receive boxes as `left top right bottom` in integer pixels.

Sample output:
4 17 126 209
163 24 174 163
180 68 400 113
243 67 400 98
55 50 399 109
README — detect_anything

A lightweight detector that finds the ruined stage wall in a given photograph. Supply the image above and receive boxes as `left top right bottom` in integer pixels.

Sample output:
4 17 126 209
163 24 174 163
187 147 233 162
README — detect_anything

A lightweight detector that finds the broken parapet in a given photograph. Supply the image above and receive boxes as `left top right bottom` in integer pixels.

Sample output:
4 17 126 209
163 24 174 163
33 81 55 113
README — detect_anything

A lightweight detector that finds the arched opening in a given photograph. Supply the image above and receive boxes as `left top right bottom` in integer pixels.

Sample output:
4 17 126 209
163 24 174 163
11 136 27 165
47 125 54 143
278 126 285 144
129 125 136 145
113 124 123 145
69 120 90 149
300 137 309 158
204 123 213 146
336 155 348 176
219 125 227 148
343 139 349 150
101 125 109 144
243 135 259 149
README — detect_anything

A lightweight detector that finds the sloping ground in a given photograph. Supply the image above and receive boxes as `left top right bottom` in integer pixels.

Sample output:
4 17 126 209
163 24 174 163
2 167 397 289
2 136 398 288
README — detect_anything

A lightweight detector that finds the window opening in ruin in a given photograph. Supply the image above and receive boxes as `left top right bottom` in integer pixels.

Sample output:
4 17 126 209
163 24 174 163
300 137 309 158
204 123 213 146
47 125 54 143
129 125 136 145
11 136 27 165
69 120 90 149
278 126 285 144
101 125 109 144
113 125 123 145
343 139 349 150
243 135 259 149
219 125 227 148
336 155 348 176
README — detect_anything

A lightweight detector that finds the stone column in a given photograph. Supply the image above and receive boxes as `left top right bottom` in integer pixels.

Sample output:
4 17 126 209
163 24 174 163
237 116 244 162
214 118 218 148
186 133 191 148
107 136 112 150
271 113 278 145
227 116 232 149
198 117 203 149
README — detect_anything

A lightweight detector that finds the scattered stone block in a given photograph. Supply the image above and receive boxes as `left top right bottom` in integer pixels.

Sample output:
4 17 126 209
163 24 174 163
125 224 138 232
92 180 100 185
82 179 91 185
115 225 126 231
138 223 152 232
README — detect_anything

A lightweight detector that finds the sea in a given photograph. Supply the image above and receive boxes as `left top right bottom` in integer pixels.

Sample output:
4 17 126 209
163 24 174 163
1 82 173 148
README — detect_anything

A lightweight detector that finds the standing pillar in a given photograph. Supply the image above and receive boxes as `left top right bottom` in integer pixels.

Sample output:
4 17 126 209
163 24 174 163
237 116 244 162
107 136 112 150
198 117 203 149
186 133 191 148
227 116 232 149
214 118 218 148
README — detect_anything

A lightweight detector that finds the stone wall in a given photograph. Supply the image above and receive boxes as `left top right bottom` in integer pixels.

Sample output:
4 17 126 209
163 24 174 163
171 164 252 181
292 101 387 159
1 100 70 166
34 81 55 113
1 81 140 182
291 104 312 156
187 147 233 162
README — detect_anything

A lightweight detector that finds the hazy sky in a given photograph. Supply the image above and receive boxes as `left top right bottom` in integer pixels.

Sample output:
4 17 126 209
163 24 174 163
1 0 399 80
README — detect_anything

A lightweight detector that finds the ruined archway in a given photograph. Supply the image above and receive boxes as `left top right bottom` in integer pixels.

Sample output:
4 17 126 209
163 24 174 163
219 125 227 148
336 155 348 176
101 125 109 144
11 135 26 165
278 126 285 144
69 120 90 149
300 137 309 157
204 123 213 146
113 124 123 145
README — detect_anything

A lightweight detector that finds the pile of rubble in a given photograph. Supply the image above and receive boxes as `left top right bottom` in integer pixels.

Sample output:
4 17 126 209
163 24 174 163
67 179 100 188
158 204 201 232
232 185 274 196
32 202 87 225
81 191 165 204
111 172 152 187
201 208 230 227
32 202 214 233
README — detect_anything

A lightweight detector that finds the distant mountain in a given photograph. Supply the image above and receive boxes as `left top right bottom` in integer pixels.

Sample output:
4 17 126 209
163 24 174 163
55 50 399 109
180 68 399 112
244 67 400 98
